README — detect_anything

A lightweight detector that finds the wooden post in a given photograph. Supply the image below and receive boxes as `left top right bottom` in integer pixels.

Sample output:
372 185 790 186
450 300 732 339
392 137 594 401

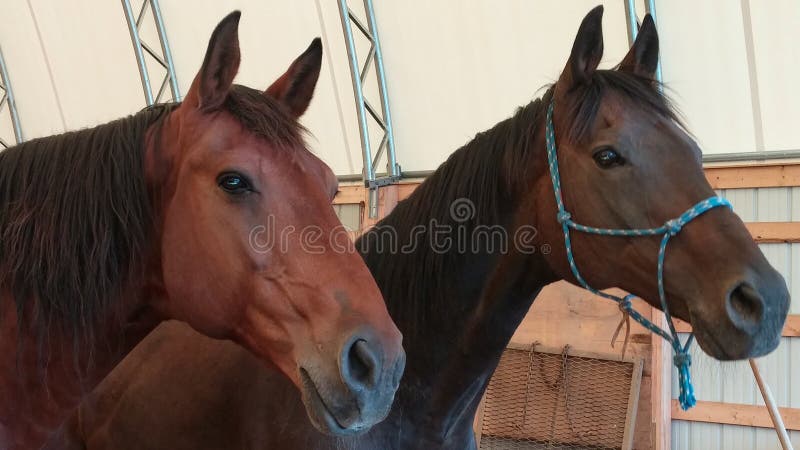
622 357 645 450
750 358 794 450
650 308 672 450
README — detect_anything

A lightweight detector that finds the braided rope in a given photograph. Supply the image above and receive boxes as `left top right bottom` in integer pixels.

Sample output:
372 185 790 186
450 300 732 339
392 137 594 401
545 101 731 410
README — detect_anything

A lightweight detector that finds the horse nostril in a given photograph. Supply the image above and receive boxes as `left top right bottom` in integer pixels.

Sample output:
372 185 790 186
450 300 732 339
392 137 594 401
726 282 765 332
342 339 380 390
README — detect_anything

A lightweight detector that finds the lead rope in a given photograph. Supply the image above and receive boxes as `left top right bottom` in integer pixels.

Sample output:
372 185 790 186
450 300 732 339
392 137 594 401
545 101 731 410
611 301 631 360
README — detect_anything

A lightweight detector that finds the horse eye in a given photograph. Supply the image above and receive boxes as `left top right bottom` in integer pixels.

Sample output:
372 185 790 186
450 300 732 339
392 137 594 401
218 172 252 195
592 147 624 168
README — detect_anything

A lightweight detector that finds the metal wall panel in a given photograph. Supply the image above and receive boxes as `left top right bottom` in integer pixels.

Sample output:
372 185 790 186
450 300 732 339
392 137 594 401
0 1 794 173
748 0 800 152
671 187 800 450
0 0 65 139
26 0 144 130
371 0 637 172
156 0 365 176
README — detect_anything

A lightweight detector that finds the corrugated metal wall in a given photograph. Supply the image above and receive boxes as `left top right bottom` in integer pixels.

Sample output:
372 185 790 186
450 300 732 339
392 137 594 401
671 187 800 450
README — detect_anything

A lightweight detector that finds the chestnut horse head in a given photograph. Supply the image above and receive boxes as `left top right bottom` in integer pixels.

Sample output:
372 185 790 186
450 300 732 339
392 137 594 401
151 12 405 433
0 11 403 446
530 6 789 360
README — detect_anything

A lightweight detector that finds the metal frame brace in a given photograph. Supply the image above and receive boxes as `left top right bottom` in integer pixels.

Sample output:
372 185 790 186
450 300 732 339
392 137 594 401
337 0 400 217
121 0 180 105
624 0 662 83
0 45 23 149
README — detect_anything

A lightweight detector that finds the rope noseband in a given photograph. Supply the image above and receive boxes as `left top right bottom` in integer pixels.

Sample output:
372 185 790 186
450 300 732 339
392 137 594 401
545 101 731 410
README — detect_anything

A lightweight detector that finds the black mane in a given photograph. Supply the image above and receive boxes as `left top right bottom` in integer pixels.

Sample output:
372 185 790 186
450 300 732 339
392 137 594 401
356 94 548 339
561 69 678 142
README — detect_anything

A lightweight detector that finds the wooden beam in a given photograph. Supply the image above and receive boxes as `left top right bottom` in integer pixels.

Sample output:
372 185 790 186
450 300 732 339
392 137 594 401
745 222 800 243
622 357 645 450
333 185 365 205
397 182 419 200
671 399 800 431
338 163 800 205
650 309 671 450
704 163 800 189
673 315 799 337
336 164 800 206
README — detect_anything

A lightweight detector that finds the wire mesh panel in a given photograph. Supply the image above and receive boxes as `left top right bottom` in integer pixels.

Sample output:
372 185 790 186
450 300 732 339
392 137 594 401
477 344 643 450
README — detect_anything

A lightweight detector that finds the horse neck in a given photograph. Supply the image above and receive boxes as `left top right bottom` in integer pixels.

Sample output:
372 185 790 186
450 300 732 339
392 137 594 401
362 110 556 444
0 107 171 448
0 289 160 449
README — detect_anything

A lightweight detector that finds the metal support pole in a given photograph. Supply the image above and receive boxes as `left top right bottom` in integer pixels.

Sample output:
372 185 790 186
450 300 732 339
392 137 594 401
337 0 400 218
121 0 180 105
338 0 375 185
0 45 23 148
150 0 180 100
643 0 663 83
364 0 399 178
623 0 639 45
625 0 663 87
121 0 153 105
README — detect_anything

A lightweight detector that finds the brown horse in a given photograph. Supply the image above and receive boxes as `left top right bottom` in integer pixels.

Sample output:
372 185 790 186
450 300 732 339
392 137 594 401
53 6 789 450
0 11 405 449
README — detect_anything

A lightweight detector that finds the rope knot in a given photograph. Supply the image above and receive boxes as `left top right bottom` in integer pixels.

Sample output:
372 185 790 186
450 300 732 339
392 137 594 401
674 351 697 410
557 211 572 224
673 352 691 369
664 218 683 236
619 294 635 312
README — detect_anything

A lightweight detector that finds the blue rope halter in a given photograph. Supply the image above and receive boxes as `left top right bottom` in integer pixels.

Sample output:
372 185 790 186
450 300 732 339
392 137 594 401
544 101 731 411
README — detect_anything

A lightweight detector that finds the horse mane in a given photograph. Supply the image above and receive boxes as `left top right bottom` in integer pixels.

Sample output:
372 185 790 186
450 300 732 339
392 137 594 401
357 69 676 338
561 69 679 142
0 103 175 349
0 83 307 356
357 96 548 339
224 84 306 148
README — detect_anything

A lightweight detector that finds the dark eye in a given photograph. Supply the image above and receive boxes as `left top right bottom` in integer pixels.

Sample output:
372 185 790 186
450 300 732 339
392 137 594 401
217 172 252 195
592 147 625 168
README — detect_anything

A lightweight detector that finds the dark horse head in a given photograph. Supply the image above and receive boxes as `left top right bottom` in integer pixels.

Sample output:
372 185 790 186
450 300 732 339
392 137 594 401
531 6 788 359
0 12 403 447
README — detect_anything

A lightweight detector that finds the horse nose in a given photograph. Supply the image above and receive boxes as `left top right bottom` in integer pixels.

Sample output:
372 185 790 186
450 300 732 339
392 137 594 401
340 335 382 391
726 282 765 334
391 350 406 390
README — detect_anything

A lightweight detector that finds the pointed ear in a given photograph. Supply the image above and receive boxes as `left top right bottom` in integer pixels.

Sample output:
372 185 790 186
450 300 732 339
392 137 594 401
184 11 241 111
265 38 323 117
557 5 604 93
619 14 659 79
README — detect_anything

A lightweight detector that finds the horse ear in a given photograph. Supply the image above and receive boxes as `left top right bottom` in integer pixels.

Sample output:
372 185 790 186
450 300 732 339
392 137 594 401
265 38 323 117
618 14 659 79
185 11 241 111
557 5 604 93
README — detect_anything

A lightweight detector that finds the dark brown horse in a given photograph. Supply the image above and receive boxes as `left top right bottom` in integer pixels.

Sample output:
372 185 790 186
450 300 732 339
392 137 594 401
1 12 405 449
54 6 789 450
